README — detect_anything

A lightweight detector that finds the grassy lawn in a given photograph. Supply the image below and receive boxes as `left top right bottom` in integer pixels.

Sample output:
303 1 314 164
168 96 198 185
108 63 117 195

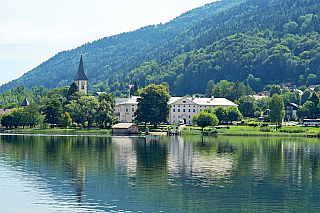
180 125 320 136
7 128 112 135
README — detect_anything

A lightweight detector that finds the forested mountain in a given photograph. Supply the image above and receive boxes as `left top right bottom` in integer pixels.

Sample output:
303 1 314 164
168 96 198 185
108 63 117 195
3 0 320 97
124 0 320 95
0 0 246 93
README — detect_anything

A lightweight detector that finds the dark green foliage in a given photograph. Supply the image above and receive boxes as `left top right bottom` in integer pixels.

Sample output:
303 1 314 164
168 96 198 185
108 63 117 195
269 94 285 128
134 84 171 126
270 85 282 97
192 111 219 131
297 107 310 118
96 93 117 128
301 89 312 105
23 103 41 127
260 127 271 132
2 0 320 97
303 101 317 118
205 80 215 97
238 96 256 117
67 82 79 100
0 0 246 94
42 98 64 126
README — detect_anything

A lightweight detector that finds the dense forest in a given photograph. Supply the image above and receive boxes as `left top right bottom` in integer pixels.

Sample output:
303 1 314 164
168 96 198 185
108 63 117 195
2 0 320 97
0 0 246 94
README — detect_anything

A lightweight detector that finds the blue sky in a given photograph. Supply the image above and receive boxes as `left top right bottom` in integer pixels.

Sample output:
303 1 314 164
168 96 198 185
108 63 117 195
0 0 216 87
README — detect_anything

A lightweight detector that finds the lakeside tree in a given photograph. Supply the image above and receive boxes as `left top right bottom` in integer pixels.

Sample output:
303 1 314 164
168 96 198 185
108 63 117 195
205 80 215 97
96 93 117 128
42 98 63 127
23 103 41 127
297 107 310 119
237 96 255 117
60 112 72 128
67 82 79 101
134 84 171 127
301 89 312 105
214 106 227 124
192 111 219 132
270 85 282 97
227 106 243 123
303 101 317 118
268 94 285 129
76 96 99 129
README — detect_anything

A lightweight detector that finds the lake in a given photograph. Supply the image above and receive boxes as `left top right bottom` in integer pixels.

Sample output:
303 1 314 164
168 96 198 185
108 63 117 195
1 134 320 212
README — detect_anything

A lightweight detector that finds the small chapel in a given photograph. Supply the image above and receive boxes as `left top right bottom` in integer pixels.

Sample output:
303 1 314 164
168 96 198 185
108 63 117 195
74 54 89 94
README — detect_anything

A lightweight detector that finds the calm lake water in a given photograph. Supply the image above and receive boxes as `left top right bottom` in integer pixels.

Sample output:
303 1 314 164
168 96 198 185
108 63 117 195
1 134 320 212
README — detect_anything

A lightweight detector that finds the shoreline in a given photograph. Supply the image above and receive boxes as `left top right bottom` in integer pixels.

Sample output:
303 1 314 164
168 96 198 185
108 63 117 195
3 129 318 138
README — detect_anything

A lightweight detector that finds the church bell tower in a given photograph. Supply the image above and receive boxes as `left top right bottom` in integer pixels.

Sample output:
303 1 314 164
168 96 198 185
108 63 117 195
74 54 89 94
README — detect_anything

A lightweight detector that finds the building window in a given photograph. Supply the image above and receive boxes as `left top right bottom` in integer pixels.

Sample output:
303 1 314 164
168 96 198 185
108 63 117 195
178 109 180 112
178 115 180 118
183 109 185 112
178 105 180 107
189 115 191 118
183 101 186 103
126 108 128 112
173 115 175 118
188 109 191 112
132 108 134 112
174 105 175 107
173 109 175 112
193 109 196 112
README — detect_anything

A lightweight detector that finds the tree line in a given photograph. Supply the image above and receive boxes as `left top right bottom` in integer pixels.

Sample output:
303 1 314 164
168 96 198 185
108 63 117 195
0 83 116 129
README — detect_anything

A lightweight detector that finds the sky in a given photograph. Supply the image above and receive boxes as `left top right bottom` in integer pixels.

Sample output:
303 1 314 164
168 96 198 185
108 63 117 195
0 0 217 86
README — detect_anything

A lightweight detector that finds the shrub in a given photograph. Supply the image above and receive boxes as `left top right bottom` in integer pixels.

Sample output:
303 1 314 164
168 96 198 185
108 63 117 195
260 127 271 132
209 129 218 134
248 121 259 127
279 128 306 133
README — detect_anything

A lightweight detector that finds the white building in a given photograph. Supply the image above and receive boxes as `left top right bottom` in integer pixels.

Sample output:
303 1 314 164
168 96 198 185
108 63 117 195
115 96 237 124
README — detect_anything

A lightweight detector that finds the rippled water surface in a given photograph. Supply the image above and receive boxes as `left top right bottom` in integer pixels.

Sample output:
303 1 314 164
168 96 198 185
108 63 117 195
1 134 320 212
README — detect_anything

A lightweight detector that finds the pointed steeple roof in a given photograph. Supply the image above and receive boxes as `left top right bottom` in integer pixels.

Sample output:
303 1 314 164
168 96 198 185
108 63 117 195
21 98 29 107
74 54 89 81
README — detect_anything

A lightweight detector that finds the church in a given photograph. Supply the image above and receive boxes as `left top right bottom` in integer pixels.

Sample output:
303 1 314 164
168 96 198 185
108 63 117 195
74 54 89 94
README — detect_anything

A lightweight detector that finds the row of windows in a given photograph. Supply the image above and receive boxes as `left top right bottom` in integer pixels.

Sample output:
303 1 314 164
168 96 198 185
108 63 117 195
173 115 191 118
125 108 135 112
173 105 196 107
173 109 196 113
173 120 191 123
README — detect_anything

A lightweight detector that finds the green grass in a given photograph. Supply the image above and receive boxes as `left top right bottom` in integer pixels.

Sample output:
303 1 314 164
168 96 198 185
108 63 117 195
7 127 112 135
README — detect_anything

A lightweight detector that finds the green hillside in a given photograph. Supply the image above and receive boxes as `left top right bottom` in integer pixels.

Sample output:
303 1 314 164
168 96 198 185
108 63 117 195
2 0 320 97
124 0 320 95
0 0 245 93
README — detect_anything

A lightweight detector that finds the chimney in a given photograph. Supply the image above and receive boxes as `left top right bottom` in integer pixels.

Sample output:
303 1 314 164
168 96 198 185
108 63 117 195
211 96 214 100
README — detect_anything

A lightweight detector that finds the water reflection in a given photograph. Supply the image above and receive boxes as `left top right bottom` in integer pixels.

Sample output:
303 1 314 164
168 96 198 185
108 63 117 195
1 134 320 212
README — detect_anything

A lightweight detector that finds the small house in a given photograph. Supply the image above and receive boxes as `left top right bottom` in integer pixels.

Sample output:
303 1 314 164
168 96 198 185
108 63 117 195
112 123 139 134
284 102 301 121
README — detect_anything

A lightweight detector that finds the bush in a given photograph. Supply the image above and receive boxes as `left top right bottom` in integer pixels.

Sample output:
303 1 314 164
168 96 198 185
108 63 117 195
248 121 259 127
209 129 218 134
279 128 306 133
260 127 271 132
